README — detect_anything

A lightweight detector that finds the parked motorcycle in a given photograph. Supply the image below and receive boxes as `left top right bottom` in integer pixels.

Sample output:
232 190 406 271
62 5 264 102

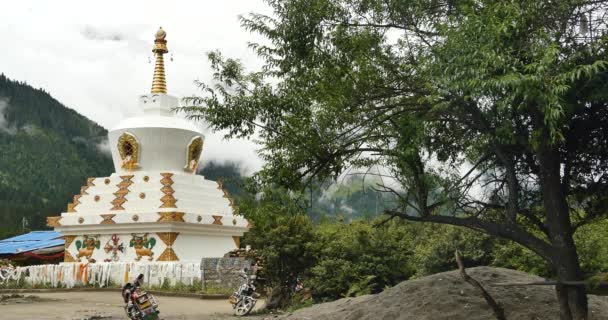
123 280 160 320
229 269 258 316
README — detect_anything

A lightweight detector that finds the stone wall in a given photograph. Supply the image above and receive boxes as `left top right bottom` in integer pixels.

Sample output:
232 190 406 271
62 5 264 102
200 257 252 293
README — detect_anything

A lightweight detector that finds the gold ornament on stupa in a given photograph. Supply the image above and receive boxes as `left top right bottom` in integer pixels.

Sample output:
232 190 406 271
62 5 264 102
151 27 168 94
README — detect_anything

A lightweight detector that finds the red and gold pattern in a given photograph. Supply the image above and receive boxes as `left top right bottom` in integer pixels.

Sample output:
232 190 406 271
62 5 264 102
100 214 116 225
63 235 77 262
111 175 134 210
64 251 77 262
159 173 177 208
64 235 76 248
72 194 82 211
157 212 185 222
46 216 62 227
65 177 99 214
156 232 179 261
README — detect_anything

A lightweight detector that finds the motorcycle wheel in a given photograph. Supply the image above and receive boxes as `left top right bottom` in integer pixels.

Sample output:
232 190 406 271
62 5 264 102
126 307 141 320
234 297 255 316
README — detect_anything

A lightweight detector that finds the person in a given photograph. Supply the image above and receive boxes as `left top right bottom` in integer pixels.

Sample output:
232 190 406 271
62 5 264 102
122 274 145 315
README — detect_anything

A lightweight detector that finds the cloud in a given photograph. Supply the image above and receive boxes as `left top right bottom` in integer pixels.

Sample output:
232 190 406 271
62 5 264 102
95 138 111 156
0 98 16 134
0 0 271 172
81 26 124 42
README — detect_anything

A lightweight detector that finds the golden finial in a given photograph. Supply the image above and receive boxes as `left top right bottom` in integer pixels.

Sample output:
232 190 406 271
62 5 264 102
151 27 168 94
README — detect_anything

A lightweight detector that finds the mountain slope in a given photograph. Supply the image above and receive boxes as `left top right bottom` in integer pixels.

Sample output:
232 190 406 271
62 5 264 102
0 74 113 238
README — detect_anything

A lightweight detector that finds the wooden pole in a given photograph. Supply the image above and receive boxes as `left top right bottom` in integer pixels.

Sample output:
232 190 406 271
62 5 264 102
455 250 506 320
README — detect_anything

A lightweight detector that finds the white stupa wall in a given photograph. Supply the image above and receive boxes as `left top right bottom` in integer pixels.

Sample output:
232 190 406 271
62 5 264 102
108 127 203 175
173 234 238 259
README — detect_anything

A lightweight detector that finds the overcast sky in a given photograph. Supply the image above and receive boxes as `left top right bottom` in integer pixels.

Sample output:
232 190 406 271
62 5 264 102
0 0 271 173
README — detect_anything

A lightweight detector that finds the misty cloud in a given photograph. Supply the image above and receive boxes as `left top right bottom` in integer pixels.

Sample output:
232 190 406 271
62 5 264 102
81 26 124 42
0 98 16 134
0 98 8 129
96 138 111 155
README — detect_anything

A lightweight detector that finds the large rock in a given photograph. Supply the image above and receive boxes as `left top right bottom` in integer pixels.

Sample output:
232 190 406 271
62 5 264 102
279 267 608 320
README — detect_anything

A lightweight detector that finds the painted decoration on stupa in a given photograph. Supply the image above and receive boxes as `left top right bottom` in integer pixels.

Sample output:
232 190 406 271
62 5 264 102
156 232 179 261
75 235 101 263
103 234 125 262
185 136 203 172
118 132 140 170
130 233 156 261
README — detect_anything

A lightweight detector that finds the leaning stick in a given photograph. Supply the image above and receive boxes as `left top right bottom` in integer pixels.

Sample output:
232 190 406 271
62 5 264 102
455 250 506 320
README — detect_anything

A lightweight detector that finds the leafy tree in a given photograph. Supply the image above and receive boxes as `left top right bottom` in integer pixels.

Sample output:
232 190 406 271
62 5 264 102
183 1 608 318
240 187 317 289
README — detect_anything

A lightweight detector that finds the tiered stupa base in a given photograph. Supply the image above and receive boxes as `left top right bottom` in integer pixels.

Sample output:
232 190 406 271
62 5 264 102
48 171 247 263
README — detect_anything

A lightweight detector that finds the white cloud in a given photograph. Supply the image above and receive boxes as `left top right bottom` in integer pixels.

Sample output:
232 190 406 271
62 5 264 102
96 138 112 156
0 0 270 172
0 98 15 134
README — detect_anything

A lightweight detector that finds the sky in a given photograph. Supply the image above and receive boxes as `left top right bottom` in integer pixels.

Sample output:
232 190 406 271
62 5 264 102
0 0 271 174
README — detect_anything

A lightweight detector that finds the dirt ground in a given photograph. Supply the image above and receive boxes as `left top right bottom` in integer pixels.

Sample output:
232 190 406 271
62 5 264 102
0 291 265 320
2 267 608 320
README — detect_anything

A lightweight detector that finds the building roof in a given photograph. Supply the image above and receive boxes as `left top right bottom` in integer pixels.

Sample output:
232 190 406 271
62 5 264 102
0 231 64 255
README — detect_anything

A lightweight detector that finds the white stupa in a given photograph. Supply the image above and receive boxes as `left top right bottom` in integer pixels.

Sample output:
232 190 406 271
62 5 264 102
47 28 249 263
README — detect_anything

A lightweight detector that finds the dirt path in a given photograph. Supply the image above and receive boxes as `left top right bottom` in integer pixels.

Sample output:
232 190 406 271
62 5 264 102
0 291 266 320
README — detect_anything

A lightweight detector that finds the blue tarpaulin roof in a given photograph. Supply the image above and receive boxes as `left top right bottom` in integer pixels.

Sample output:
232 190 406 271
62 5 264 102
0 231 64 255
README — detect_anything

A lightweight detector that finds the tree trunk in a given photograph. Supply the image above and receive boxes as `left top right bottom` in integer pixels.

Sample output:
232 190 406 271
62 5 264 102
537 141 588 320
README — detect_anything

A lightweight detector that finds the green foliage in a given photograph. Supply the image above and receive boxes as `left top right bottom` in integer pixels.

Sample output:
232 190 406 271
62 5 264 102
491 239 552 277
241 187 416 301
308 219 415 300
575 220 608 274
241 189 316 288
408 223 494 277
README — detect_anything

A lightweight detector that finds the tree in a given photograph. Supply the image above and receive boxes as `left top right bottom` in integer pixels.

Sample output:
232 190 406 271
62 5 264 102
240 187 317 288
182 1 608 319
309 219 415 300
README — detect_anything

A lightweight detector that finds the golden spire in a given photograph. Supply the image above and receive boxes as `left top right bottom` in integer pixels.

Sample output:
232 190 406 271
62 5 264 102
151 27 168 94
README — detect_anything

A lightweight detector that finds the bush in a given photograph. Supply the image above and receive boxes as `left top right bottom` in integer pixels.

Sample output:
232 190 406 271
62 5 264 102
308 219 415 300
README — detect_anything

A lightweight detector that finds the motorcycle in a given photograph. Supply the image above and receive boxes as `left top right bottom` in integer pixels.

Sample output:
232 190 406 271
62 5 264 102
125 286 160 320
229 270 258 316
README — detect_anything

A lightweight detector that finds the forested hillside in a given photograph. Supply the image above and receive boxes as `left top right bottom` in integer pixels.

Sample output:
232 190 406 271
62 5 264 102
0 74 113 238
